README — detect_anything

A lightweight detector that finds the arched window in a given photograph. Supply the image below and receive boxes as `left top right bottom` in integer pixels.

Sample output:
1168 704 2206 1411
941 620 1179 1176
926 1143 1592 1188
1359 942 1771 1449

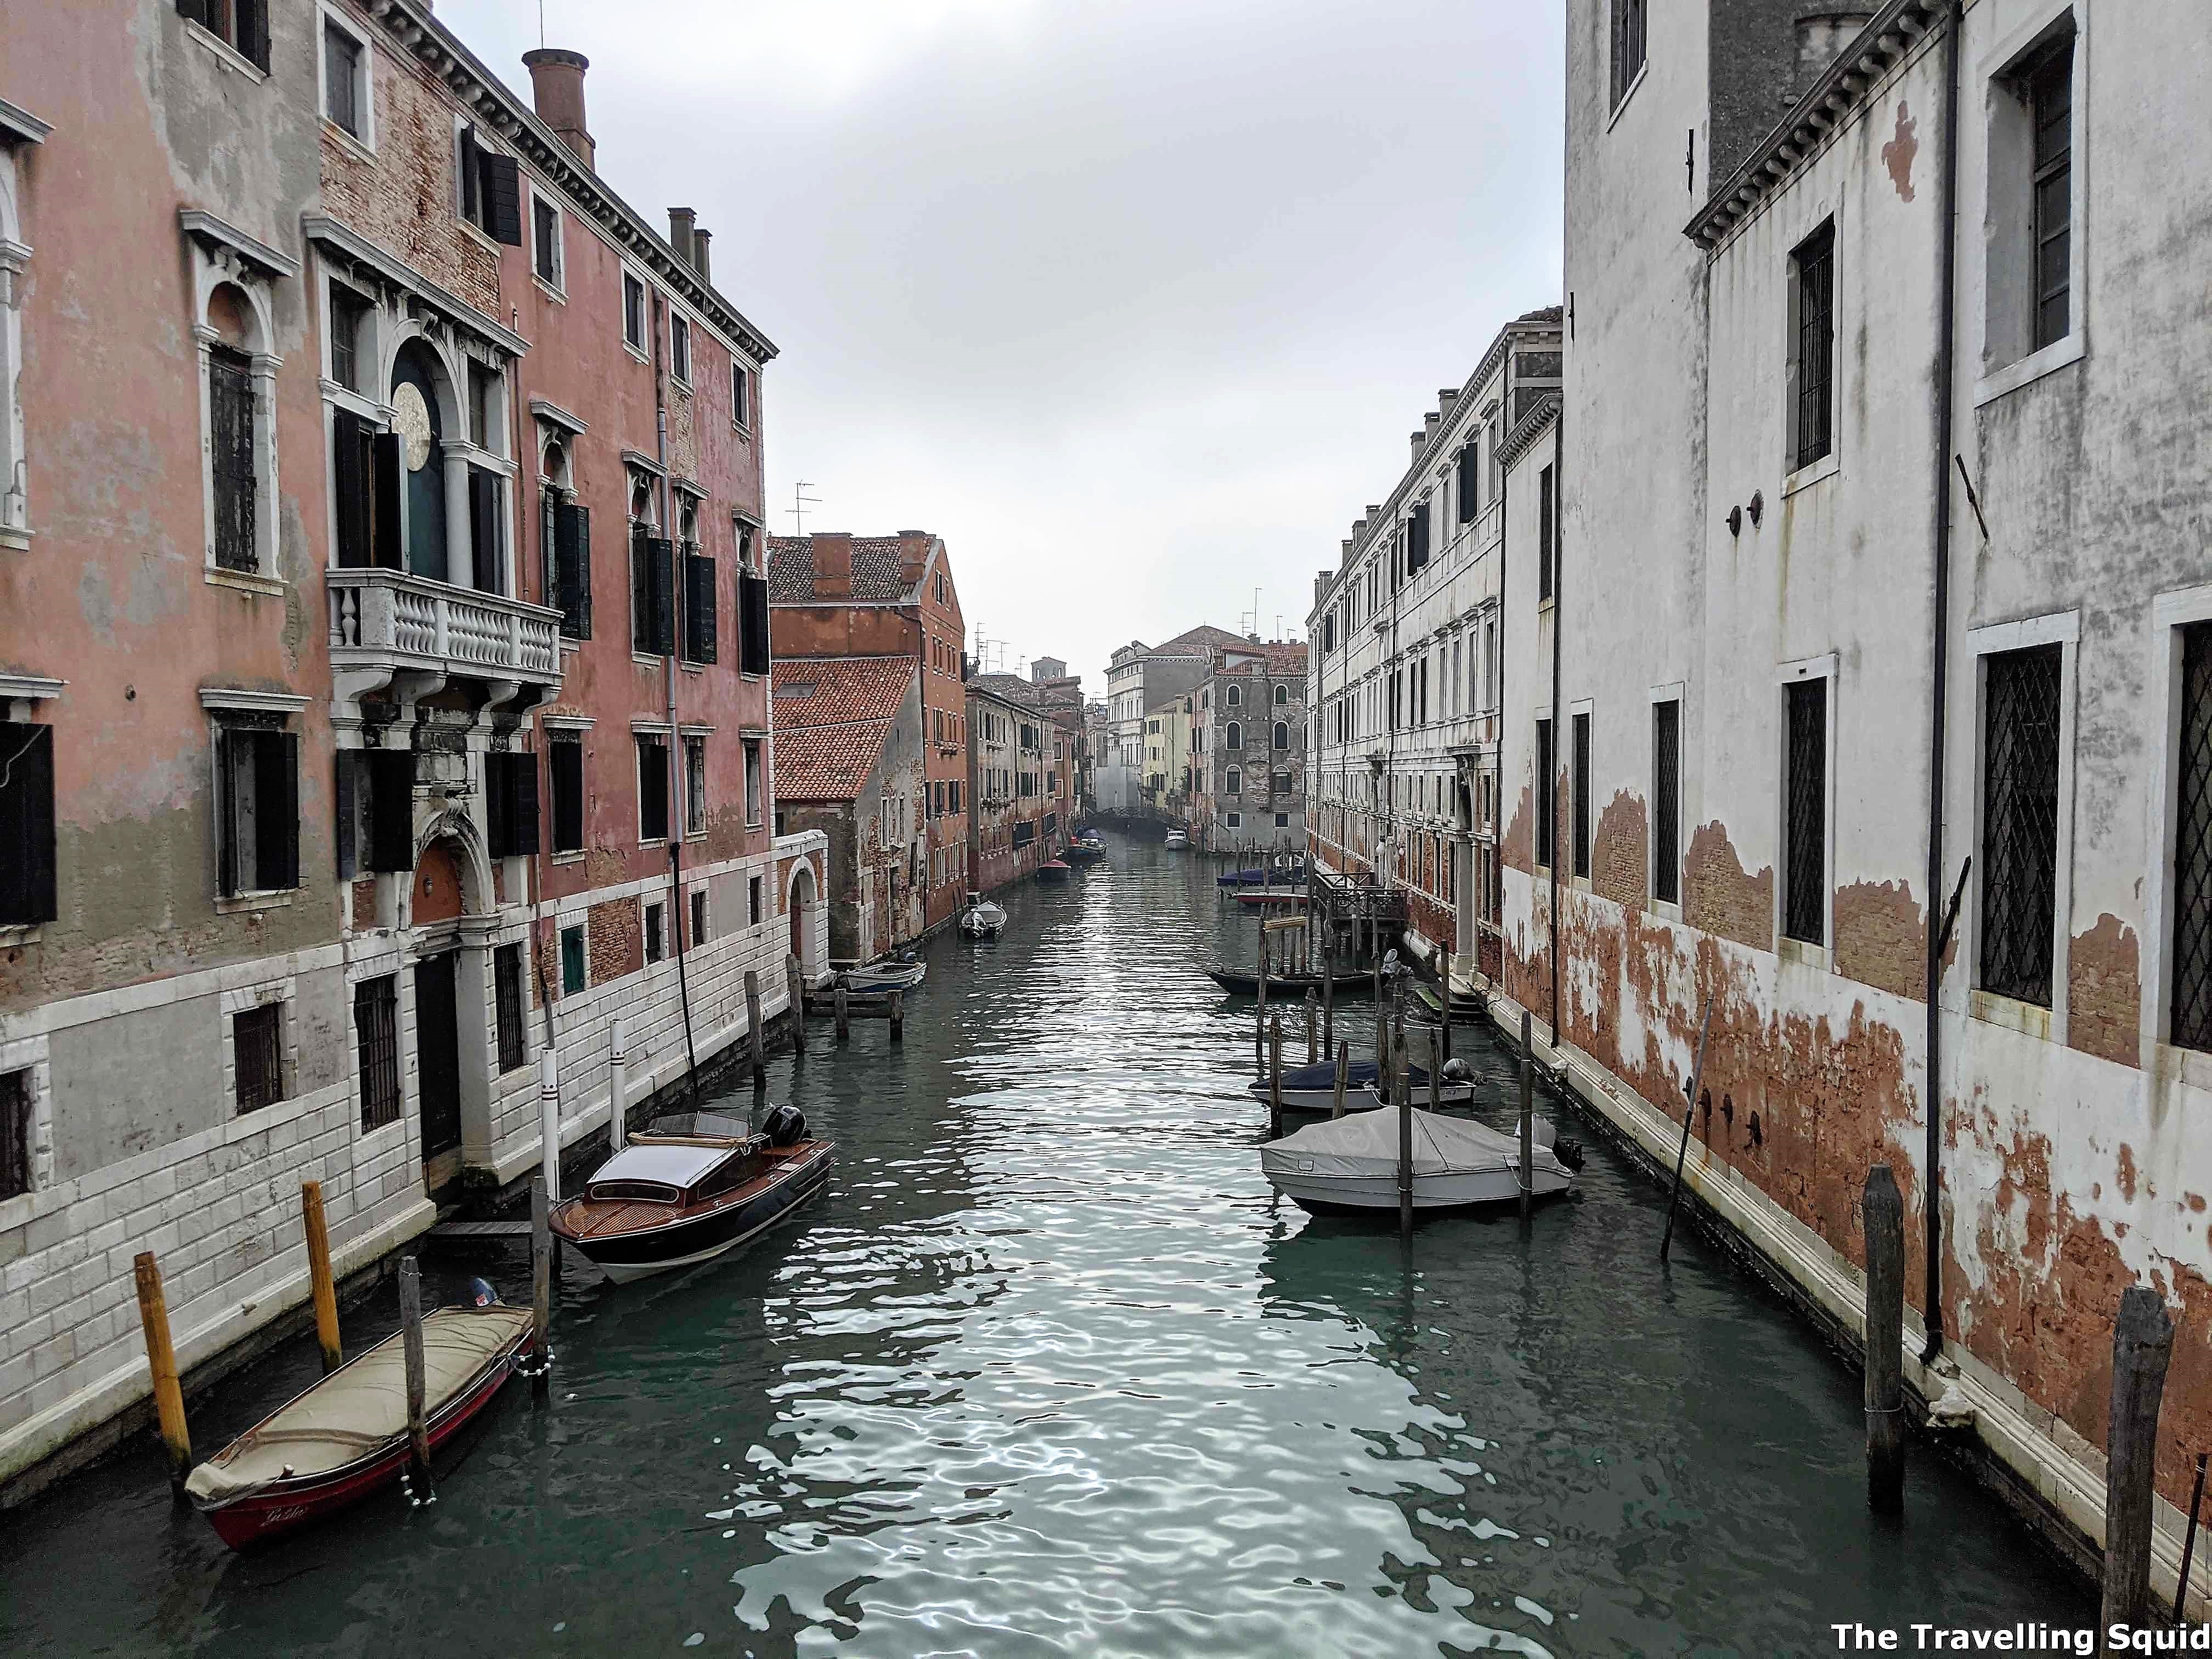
390 338 452 577
1225 721 1242 751
1273 684 1288 706
1226 683 1241 707
1226 767 1242 794
1273 721 1289 751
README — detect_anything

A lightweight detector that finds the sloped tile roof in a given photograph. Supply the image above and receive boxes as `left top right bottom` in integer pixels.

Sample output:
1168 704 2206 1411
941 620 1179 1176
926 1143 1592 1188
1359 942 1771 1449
1216 642 1308 673
765 534 924 603
770 657 913 800
774 724 893 802
1153 624 1249 656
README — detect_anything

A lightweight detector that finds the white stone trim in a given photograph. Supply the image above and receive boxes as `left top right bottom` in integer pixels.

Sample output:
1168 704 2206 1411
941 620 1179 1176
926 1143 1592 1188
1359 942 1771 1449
197 687 313 715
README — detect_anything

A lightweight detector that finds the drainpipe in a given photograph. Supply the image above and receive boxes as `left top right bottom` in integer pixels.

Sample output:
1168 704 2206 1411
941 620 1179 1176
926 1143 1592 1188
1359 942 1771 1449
1549 403 1564 1048
653 291 702 1108
1920 1 1963 1361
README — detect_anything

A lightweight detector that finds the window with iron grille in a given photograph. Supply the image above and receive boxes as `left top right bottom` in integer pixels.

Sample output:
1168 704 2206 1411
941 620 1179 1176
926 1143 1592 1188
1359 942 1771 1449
0 1068 30 1202
1571 713 1592 881
2028 37 2073 351
354 974 401 1131
494 943 526 1073
1791 222 1836 473
209 345 258 572
1979 644 2062 1003
1610 0 1646 108
2172 626 2212 1049
233 1002 284 1114
1535 719 1555 868
1653 698 1681 905
1783 678 1827 944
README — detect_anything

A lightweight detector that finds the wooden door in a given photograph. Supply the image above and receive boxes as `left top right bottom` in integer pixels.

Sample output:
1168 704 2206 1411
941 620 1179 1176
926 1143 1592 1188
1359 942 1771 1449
414 952 462 1158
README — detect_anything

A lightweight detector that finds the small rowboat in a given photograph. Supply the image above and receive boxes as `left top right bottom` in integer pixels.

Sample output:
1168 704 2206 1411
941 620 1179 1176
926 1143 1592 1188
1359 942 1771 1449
1203 967 1372 996
1232 888 1307 907
1245 1057 1477 1113
185 1301 535 1549
845 956 924 993
960 896 1007 937
1262 1107 1578 1216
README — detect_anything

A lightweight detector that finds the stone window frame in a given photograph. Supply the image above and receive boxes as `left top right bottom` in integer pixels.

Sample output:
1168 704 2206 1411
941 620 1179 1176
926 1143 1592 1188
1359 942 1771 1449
558 915 590 997
1963 611 2079 1042
317 2 376 157
219 974 300 1119
0 101 47 552
201 687 313 914
528 182 566 300
1648 680 1688 924
184 212 295 596
345 947 416 1148
620 266 650 361
1773 655 1837 969
0 1030 54 1227
2137 585 2212 1083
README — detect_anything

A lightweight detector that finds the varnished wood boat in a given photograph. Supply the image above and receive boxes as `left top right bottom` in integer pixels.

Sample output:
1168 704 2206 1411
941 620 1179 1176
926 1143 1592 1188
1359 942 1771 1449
550 1110 833 1284
1203 966 1372 996
1232 888 1308 906
184 1301 535 1549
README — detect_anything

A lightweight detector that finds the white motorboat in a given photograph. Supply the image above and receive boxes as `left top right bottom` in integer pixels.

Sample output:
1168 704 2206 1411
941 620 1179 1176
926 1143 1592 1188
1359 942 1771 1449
845 953 925 993
1261 1106 1578 1215
1244 1057 1479 1114
1164 829 1189 849
960 895 1008 937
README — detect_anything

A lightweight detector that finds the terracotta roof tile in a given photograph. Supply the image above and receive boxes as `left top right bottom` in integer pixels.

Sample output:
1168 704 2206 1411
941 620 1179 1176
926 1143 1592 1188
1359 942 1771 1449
769 657 913 800
764 534 926 603
773 723 892 802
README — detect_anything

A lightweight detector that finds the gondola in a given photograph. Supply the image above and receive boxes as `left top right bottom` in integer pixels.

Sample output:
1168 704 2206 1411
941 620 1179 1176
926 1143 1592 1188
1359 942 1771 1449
184 1296 535 1549
550 1108 833 1284
1261 1108 1578 1216
1203 966 1372 996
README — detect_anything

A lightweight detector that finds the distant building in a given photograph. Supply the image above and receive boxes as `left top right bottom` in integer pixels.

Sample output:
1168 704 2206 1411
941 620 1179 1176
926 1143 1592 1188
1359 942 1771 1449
1142 692 1197 820
1191 640 1309 853
1103 625 1246 817
1030 657 1066 682
966 674 1072 893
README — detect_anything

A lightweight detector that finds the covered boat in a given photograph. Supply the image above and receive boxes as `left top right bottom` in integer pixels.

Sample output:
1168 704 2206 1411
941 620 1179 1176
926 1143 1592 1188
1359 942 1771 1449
550 1108 833 1284
1261 1108 1577 1215
1036 859 1071 881
1245 1056 1476 1112
960 895 1007 937
185 1301 535 1549
845 954 925 992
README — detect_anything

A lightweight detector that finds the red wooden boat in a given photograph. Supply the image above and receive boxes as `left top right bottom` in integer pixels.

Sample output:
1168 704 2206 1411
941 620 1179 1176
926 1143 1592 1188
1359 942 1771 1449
184 1301 535 1549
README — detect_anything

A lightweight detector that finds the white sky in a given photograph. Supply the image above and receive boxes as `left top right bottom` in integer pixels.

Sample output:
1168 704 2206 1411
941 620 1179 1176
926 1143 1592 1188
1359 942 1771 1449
441 0 1564 694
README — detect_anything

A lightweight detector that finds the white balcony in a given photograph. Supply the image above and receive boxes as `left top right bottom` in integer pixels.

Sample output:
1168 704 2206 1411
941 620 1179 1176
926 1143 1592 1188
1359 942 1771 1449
328 568 563 710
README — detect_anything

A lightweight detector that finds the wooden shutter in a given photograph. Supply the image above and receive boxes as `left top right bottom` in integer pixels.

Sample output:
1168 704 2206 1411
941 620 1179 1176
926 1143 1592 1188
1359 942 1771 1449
333 409 371 567
685 552 718 663
335 749 357 879
478 151 524 246
631 526 653 654
485 752 511 856
0 724 57 926
739 572 770 673
254 731 299 891
650 537 677 657
367 749 415 872
509 755 540 855
459 125 480 224
555 501 592 639
372 431 404 568
214 726 239 897
239 0 270 70
470 469 501 592
174 0 212 25
551 740 584 853
1457 444 1476 522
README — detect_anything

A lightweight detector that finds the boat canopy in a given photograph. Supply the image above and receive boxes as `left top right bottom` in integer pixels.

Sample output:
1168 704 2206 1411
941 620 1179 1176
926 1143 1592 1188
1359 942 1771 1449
588 1142 737 1197
1264 1108 1534 1177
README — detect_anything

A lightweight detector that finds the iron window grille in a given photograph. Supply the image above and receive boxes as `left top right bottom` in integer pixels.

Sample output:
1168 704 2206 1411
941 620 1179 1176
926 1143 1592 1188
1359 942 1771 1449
1571 713 1592 881
2173 625 2212 1049
494 943 527 1073
233 1003 284 1114
1783 678 1827 944
354 975 401 1131
208 346 257 571
1653 699 1681 905
1611 0 1646 107
1979 644 2063 1004
1792 222 1836 473
0 1069 30 1202
2028 37 2074 351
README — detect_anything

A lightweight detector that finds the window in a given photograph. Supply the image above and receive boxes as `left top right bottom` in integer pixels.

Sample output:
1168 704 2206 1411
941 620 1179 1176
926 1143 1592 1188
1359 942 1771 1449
748 876 763 928
1226 766 1242 795
623 272 646 351
178 0 269 71
485 751 539 859
550 736 584 854
1653 699 1681 906
1610 0 1646 107
1276 812 1289 828
533 196 563 289
0 1070 30 1202
1274 684 1288 706
644 901 665 963
1226 812 1241 829
1571 713 1592 881
670 314 692 385
354 974 400 1131
1406 498 1430 575
682 544 718 663
323 19 365 139
0 723 57 926
1225 683 1242 708
233 1003 284 1114
685 735 707 837
1537 464 1556 603
2027 36 2074 352
216 722 300 896
1790 221 1836 473
548 495 592 639
631 524 676 656
743 738 763 826
454 125 522 245
1273 721 1290 752
692 887 709 947
1979 644 2063 1005
637 735 670 842
209 345 257 572
1782 679 1827 944
732 360 751 428
494 944 526 1073
1226 721 1242 752
328 286 369 392
560 923 587 995
2172 626 2212 1050
1536 719 1555 868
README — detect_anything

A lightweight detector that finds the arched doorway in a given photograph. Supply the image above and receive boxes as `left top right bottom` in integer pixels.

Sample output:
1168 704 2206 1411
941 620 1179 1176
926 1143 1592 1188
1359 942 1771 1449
787 860 820 982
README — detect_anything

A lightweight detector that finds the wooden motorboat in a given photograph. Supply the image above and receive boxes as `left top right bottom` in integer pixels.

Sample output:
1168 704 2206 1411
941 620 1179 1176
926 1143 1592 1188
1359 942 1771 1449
960 895 1007 937
1261 1108 1577 1216
551 1108 833 1284
1036 859 1071 881
1063 832 1108 864
845 955 924 993
1245 1057 1477 1113
1163 829 1189 849
1217 859 1305 887
1203 966 1371 996
184 1300 535 1549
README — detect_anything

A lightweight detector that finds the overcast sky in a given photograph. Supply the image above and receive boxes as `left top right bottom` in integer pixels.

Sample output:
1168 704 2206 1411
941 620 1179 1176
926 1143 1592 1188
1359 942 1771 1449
443 0 1564 695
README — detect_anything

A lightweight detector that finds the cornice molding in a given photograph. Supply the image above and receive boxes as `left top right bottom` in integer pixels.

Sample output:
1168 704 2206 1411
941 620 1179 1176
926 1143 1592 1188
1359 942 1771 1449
1498 393 1562 470
199 687 314 714
0 97 53 146
357 0 777 366
179 208 298 280
303 213 527 357
527 396 586 435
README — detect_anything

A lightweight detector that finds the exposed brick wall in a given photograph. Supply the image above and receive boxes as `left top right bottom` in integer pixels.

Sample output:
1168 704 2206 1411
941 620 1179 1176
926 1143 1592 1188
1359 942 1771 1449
1832 878 1925 1002
588 899 642 986
1683 820 1774 952
1592 789 1647 911
2068 912 2141 1068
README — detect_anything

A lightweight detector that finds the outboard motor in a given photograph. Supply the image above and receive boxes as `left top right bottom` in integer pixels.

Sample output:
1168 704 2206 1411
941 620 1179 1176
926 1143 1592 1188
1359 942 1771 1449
760 1104 808 1148
1553 1138 1586 1172
1441 1058 1473 1085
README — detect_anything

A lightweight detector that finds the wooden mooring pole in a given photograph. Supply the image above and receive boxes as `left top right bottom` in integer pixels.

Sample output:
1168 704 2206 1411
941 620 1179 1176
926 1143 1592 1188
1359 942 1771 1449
744 969 766 1086
2102 1284 2176 1632
1396 1028 1413 1243
1519 1009 1534 1226
1304 989 1318 1066
301 1181 342 1375
1658 995 1717 1264
398 1257 434 1504
834 981 850 1043
890 989 905 1043
1268 1017 1284 1138
1863 1164 1906 1514
531 1173 552 1399
1255 930 1269 1075
787 954 806 1057
131 1251 191 1494
1332 1039 1349 1120
1322 933 1335 1058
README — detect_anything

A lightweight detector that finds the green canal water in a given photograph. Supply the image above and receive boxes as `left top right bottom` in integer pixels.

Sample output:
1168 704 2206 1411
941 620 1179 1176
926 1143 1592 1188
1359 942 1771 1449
1 834 2090 1655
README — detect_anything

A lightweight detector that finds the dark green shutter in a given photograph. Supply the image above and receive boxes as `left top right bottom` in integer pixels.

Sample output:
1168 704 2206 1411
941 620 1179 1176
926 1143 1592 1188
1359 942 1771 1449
510 756 539 855
478 151 524 246
551 740 584 853
373 431 404 568
486 753 511 856
470 469 501 592
335 750 357 879
650 538 677 657
459 126 480 224
0 725 56 926
556 501 592 639
333 409 373 567
215 727 239 897
254 731 298 891
685 552 718 663
631 527 653 654
367 749 415 872
739 573 770 673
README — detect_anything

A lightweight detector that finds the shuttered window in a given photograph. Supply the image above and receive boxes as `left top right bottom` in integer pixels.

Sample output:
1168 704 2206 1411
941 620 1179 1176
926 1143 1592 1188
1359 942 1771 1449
738 571 771 674
216 724 300 896
1535 719 1555 868
632 531 676 656
0 724 57 927
209 346 257 572
459 127 524 245
684 551 718 663
485 752 540 859
552 499 592 639
337 748 414 879
354 975 401 1131
469 468 503 593
1457 442 1477 522
177 0 269 71
1571 712 1592 882
1537 465 1556 603
1610 0 1646 108
637 736 670 842
332 408 374 568
323 21 363 137
2029 38 2073 352
684 736 707 836
550 737 585 854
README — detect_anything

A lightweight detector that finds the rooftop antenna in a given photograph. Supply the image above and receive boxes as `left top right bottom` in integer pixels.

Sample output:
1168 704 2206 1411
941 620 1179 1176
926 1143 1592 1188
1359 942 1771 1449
789 480 819 534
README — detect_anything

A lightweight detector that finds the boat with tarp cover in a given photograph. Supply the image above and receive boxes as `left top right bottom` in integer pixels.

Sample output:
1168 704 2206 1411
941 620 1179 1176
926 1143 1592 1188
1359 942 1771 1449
1261 1108 1578 1215
1244 1056 1476 1113
184 1301 535 1549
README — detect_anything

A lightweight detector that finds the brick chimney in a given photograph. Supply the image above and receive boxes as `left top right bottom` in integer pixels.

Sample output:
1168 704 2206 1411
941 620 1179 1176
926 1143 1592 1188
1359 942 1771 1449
812 533 854 599
668 208 696 267
691 227 712 280
522 49 594 170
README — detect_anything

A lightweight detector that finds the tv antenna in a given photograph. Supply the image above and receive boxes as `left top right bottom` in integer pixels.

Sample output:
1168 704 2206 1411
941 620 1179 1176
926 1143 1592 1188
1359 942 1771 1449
789 481 820 534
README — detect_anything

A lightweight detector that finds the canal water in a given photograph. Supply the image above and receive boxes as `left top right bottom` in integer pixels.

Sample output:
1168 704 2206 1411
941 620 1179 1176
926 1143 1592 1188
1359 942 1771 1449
1 834 2090 1656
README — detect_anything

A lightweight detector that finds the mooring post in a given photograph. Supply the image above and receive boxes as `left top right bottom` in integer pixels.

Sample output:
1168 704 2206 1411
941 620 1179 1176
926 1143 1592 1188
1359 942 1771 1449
834 981 850 1043
890 988 905 1043
745 968 766 1085
538 1043 561 1205
1304 989 1318 1066
1429 1025 1442 1116
1333 1039 1349 1120
1863 1164 1907 1513
1322 932 1336 1057
2175 1452 2209 1624
1255 930 1269 1075
398 1257 434 1503
607 1017 629 1152
2103 1284 2176 1632
530 1173 552 1398
301 1180 342 1375
1268 1017 1284 1138
1396 1035 1413 1242
131 1251 191 1495
787 953 806 1056
1440 979 1452 1064
1519 1008 1534 1226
